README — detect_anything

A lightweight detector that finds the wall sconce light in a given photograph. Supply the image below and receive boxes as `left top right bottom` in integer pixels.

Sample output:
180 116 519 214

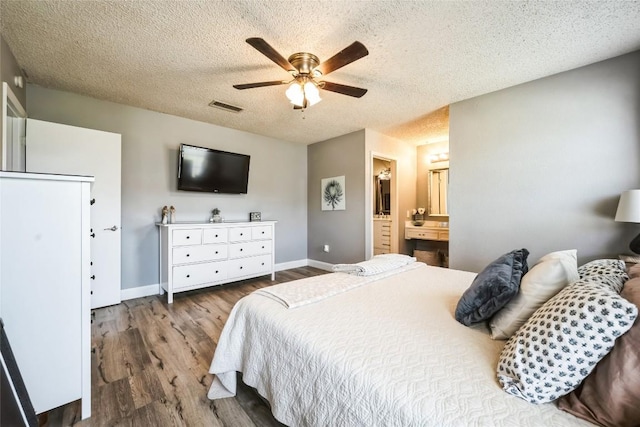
428 152 449 163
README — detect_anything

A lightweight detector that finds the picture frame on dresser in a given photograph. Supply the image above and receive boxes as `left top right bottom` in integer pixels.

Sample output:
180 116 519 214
157 221 277 303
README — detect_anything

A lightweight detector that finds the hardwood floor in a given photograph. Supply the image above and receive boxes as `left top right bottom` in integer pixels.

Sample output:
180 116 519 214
42 266 327 427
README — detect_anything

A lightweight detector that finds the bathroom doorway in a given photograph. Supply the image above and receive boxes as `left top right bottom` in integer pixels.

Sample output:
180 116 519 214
372 155 398 256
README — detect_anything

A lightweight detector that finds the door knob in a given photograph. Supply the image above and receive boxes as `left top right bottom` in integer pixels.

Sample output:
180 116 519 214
104 225 119 231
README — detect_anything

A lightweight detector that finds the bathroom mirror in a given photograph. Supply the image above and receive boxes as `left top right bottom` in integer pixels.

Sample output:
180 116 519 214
375 176 391 215
428 168 448 216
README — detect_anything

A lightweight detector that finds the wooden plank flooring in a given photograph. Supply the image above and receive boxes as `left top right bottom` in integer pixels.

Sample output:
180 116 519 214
41 266 327 427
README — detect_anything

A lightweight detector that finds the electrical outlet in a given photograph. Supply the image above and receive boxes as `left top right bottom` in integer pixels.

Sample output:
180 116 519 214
323 244 330 253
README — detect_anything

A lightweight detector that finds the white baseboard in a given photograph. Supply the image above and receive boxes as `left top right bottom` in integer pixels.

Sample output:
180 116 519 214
307 259 334 271
121 283 160 301
275 259 309 271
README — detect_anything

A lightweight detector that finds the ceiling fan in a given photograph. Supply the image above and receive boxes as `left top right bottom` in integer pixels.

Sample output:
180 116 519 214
234 38 369 110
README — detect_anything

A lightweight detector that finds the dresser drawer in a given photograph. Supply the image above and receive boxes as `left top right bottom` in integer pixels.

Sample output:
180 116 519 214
251 225 272 240
405 228 439 240
228 227 252 242
172 229 202 246
203 228 228 244
227 254 272 279
172 244 228 264
374 228 391 241
228 241 272 259
405 228 449 241
172 261 227 289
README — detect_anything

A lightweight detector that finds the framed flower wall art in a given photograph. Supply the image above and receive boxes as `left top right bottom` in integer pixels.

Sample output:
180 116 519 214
321 176 346 211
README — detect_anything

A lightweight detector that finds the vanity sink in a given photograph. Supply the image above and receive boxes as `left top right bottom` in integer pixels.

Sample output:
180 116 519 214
404 221 449 241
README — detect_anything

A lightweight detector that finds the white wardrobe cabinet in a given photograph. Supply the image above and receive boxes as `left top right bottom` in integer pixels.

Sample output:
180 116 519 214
0 172 92 419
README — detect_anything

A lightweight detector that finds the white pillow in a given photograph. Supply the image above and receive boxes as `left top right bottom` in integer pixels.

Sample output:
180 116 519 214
490 250 579 340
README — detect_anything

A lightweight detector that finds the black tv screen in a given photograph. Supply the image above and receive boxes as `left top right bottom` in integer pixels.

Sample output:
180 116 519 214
177 144 250 194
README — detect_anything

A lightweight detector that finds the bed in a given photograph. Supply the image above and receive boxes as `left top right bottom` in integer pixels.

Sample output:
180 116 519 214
208 262 592 426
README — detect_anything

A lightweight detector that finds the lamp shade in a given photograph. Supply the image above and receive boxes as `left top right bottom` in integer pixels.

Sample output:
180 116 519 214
615 190 640 223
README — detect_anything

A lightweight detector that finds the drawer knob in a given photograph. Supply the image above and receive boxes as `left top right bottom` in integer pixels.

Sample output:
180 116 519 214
240 248 243 252
240 233 243 236
215 251 219 254
90 275 95 280
261 231 265 234
186 254 190 257
262 246 265 249
215 270 219 274
240 266 243 269
261 262 265 266
186 236 190 239
215 234 218 237
186 274 190 278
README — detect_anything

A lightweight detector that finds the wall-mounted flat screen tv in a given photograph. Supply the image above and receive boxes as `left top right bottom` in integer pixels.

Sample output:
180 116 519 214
177 144 250 194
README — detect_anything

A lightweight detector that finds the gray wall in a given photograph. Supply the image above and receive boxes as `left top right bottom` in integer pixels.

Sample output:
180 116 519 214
27 85 308 289
449 51 640 272
308 130 366 263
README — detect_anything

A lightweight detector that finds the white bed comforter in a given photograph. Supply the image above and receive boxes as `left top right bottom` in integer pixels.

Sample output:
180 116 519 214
208 264 591 427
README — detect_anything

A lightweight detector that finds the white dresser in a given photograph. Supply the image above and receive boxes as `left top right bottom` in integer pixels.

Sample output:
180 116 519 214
0 172 92 419
158 221 276 303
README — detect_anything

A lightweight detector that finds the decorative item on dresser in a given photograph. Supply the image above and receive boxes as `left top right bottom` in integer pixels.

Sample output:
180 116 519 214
210 208 222 223
161 206 169 224
0 172 92 420
157 221 276 303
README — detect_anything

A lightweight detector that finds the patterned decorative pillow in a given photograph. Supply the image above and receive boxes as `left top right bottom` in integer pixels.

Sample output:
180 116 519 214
497 275 638 404
577 259 628 292
557 276 640 426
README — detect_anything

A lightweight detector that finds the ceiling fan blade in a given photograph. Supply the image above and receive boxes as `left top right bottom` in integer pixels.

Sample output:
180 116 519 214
246 38 296 73
233 80 287 90
315 41 369 76
320 81 368 98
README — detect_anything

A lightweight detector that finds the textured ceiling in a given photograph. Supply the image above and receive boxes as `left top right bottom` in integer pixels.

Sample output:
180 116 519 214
1 1 640 145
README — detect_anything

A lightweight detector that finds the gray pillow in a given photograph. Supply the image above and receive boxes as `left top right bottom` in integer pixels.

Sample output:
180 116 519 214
455 248 529 326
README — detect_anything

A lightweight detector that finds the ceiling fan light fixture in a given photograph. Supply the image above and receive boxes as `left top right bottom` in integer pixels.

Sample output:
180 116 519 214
286 81 305 106
236 38 369 109
304 81 321 106
285 79 322 108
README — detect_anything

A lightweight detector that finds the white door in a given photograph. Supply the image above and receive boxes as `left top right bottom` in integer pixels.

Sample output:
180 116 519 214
26 119 122 308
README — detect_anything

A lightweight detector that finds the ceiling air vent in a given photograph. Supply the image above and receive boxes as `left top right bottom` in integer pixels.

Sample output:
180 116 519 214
208 100 243 113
